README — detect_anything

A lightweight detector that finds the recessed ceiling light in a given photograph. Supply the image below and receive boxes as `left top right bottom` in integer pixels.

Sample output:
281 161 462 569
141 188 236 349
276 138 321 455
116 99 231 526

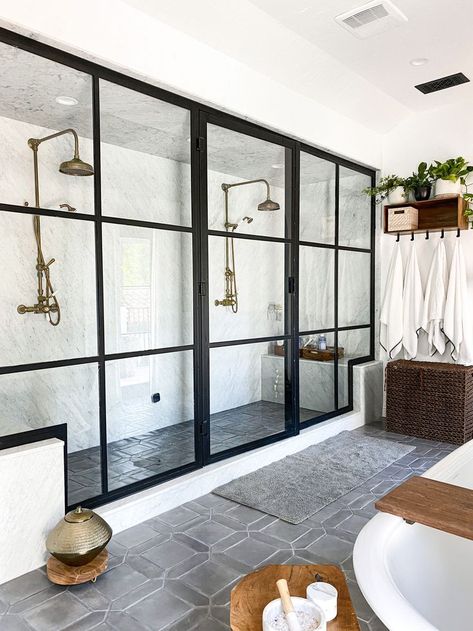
410 58 429 67
271 163 284 169
55 95 78 106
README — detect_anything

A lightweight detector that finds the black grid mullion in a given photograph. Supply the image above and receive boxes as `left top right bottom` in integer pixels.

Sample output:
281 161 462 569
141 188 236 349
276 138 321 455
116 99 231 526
92 76 108 498
334 164 340 411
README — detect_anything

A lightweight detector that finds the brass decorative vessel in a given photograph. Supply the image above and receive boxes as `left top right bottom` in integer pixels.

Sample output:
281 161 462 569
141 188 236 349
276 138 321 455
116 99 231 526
46 506 112 566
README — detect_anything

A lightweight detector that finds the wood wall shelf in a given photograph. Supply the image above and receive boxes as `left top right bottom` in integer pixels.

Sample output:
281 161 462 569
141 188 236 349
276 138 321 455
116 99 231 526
375 475 473 541
384 194 468 235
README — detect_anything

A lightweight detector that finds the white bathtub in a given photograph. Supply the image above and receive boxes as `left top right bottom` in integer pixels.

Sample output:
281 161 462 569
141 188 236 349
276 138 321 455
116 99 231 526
353 441 473 631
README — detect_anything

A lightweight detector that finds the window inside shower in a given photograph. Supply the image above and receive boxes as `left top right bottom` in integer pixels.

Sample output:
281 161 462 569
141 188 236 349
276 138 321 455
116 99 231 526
0 30 375 509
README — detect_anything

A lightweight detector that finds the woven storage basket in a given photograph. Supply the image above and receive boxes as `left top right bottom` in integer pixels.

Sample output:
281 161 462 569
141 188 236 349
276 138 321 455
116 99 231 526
387 206 418 232
386 360 473 445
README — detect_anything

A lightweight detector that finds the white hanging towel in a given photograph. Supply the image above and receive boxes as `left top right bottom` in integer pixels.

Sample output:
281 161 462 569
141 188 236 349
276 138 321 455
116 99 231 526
444 240 473 365
380 242 403 359
402 242 424 359
421 240 448 356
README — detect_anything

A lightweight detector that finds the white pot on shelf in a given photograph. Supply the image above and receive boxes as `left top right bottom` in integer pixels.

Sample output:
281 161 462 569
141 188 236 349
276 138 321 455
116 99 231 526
388 186 406 204
435 179 462 198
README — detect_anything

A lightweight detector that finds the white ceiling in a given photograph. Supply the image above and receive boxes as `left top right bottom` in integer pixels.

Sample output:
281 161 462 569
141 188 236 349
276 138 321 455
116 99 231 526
250 0 473 112
124 0 473 132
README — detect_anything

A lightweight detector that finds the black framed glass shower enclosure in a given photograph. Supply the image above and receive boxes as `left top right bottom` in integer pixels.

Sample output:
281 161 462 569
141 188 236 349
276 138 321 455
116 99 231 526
0 27 375 510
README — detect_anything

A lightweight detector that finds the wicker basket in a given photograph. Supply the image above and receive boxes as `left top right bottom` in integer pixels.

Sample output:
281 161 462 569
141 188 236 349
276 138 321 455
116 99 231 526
386 360 473 445
387 206 418 232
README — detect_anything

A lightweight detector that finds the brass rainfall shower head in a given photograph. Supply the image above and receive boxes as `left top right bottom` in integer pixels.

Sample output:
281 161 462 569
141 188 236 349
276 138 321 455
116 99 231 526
257 197 280 211
59 156 94 176
28 128 94 178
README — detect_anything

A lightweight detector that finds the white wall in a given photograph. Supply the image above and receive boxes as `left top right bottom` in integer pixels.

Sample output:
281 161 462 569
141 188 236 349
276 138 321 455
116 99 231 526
0 0 382 169
381 100 473 362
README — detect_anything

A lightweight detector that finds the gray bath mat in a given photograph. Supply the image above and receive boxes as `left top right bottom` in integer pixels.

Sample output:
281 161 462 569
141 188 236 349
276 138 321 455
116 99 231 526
213 431 414 523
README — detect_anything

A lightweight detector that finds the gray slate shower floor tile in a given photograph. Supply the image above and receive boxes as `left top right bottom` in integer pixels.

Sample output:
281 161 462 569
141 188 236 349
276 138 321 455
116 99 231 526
0 422 453 631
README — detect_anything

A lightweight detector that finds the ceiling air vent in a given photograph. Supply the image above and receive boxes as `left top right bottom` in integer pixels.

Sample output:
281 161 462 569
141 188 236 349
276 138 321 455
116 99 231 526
415 72 470 94
335 0 408 39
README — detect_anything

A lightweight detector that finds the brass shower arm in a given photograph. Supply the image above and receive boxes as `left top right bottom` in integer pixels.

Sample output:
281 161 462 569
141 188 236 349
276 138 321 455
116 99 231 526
221 178 271 198
28 128 80 159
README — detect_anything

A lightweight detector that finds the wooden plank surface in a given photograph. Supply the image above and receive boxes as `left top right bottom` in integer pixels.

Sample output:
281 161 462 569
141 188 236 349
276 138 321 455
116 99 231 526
47 550 108 585
230 564 360 631
375 475 473 540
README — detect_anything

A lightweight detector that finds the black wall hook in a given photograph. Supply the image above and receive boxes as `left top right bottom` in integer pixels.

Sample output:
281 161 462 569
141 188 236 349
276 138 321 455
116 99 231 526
410 232 414 241
441 229 445 239
457 228 461 238
396 232 400 242
425 230 429 240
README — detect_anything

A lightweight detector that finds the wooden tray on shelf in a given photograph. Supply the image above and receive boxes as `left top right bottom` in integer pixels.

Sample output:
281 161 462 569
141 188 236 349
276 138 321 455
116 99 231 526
301 346 344 362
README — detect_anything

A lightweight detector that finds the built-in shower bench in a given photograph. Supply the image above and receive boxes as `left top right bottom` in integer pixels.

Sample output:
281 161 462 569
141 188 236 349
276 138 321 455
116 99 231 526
376 475 473 541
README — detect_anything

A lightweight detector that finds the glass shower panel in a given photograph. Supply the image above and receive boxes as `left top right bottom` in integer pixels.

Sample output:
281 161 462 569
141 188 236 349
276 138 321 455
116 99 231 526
337 328 371 408
299 245 334 332
100 81 191 226
207 124 286 239
103 224 193 354
0 212 97 367
210 342 287 455
105 351 194 490
0 363 101 505
300 152 335 244
338 250 371 327
339 167 372 249
209 236 285 343
0 41 94 212
299 332 335 422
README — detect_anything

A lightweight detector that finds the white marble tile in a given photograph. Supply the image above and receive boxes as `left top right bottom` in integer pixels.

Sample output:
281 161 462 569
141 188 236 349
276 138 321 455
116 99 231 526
106 351 194 442
0 439 64 584
0 364 100 452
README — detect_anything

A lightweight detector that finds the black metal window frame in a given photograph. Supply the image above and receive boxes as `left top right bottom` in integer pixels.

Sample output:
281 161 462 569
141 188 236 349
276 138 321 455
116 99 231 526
0 27 376 510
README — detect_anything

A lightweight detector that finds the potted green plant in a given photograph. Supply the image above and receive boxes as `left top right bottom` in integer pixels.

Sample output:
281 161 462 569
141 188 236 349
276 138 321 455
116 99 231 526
430 157 473 198
404 162 433 201
363 175 406 204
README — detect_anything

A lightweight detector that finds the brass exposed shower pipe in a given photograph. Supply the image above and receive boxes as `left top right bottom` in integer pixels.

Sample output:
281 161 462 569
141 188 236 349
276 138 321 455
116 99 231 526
214 179 280 314
17 128 94 326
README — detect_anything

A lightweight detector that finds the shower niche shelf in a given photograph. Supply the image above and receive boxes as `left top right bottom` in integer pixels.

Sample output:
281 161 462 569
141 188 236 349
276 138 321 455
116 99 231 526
384 194 468 235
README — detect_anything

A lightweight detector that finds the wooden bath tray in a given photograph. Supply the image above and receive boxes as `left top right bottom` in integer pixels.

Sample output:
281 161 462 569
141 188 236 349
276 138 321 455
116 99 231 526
301 347 345 362
230 564 360 630
376 475 473 540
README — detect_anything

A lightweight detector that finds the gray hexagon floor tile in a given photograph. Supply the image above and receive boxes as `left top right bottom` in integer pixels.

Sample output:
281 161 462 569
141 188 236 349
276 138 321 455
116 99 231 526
0 423 453 631
127 589 191 630
142 539 196 569
184 521 236 546
181 561 241 597
22 592 90 631
224 537 277 566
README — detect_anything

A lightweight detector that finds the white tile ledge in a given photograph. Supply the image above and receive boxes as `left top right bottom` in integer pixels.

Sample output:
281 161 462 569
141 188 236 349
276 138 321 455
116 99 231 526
0 437 63 460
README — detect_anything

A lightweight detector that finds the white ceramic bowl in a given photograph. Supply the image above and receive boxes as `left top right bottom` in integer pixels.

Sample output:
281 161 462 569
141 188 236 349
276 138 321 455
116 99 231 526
306 582 338 621
262 596 326 631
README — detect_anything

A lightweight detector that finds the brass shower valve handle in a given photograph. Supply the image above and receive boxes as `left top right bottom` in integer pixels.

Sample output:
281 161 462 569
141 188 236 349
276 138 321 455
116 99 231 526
214 297 237 307
17 302 59 315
